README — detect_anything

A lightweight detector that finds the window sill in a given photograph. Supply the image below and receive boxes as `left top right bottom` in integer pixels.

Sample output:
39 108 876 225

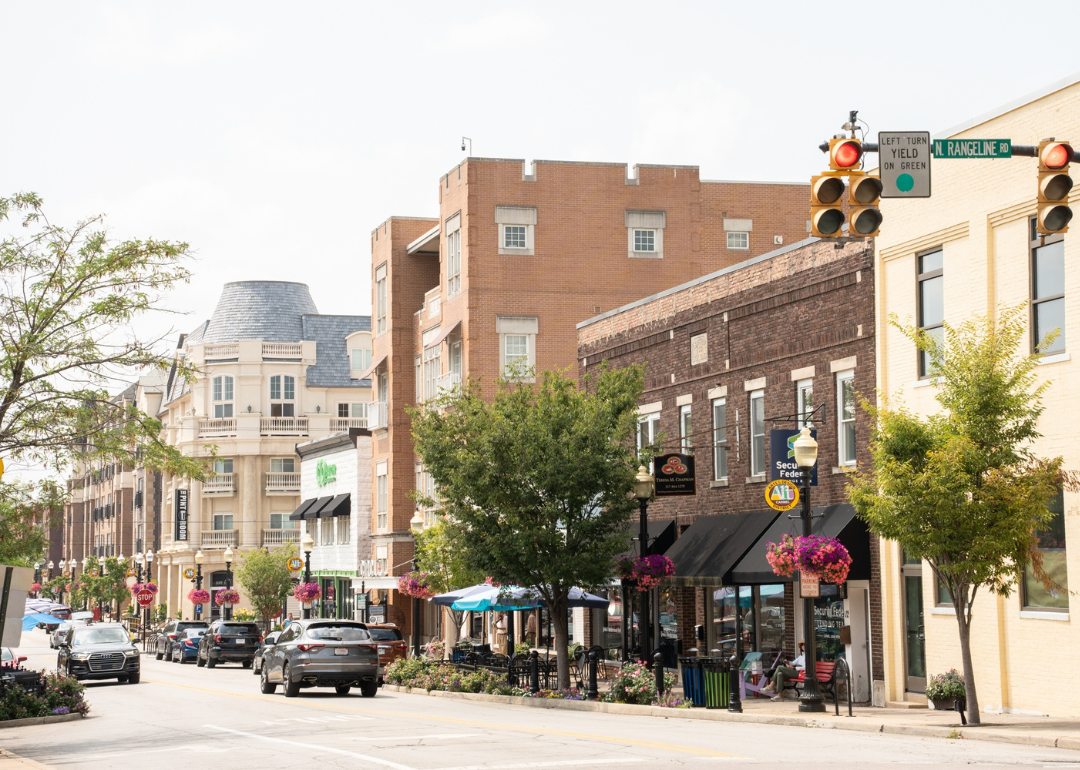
498 248 534 256
726 247 750 252
745 475 767 485
1036 352 1070 366
912 377 941 389
928 606 955 615
1019 610 1070 621
710 479 729 488
629 252 663 259
832 465 856 474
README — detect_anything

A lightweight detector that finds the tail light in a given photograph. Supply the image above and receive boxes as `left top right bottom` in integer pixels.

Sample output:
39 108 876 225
168 633 177 640
215 634 222 643
297 644 323 653
184 640 196 647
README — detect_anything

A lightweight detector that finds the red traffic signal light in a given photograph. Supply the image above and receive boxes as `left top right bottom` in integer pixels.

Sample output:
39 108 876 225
829 139 863 170
1038 140 1074 234
1041 142 1073 170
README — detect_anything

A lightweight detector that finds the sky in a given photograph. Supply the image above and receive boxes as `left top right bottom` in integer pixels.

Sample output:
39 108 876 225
2 1 1079 477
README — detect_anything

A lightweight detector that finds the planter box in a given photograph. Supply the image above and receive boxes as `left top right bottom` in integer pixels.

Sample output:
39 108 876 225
929 697 966 712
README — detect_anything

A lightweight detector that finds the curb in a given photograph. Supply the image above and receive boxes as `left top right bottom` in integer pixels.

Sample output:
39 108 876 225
380 685 1080 749
0 713 85 730
0 749 54 769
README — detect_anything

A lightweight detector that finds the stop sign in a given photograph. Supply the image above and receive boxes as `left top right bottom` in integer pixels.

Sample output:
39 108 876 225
136 589 154 608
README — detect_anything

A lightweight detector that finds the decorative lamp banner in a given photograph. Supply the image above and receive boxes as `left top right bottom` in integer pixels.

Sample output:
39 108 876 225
765 479 800 512
769 429 817 486
174 489 189 542
652 454 696 497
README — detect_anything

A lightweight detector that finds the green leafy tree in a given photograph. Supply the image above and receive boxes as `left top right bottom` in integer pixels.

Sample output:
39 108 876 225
848 306 1071 725
414 519 485 645
77 556 131 616
0 192 209 478
0 479 62 566
411 365 643 689
235 543 297 630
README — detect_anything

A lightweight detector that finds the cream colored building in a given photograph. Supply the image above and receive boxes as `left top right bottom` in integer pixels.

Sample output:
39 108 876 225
875 75 1079 714
154 281 372 620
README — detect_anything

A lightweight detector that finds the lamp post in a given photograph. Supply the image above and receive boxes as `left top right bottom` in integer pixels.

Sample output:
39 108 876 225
33 562 41 589
410 511 425 659
81 558 89 610
223 545 234 621
301 531 314 620
194 550 205 620
633 465 654 665
792 426 826 714
134 552 146 642
68 560 78 608
144 550 154 634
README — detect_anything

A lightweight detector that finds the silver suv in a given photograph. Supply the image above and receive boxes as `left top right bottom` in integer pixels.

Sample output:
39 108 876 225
260 619 379 698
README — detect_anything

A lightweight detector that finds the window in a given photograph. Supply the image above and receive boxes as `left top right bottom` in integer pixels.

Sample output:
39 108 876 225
269 375 295 417
505 336 527 370
749 390 765 476
1031 226 1065 354
497 316 537 380
796 378 814 428
633 229 656 252
504 225 527 249
350 348 372 372
423 344 441 401
1023 488 1068 610
213 512 233 531
336 515 350 544
338 403 366 420
637 412 660 470
917 249 943 377
214 459 234 475
212 376 234 419
415 355 422 402
712 399 728 481
449 340 462 376
270 458 295 473
376 463 387 531
935 578 953 607
269 512 295 530
680 405 693 452
375 264 387 335
446 227 461 296
727 231 749 250
496 206 536 255
837 371 856 465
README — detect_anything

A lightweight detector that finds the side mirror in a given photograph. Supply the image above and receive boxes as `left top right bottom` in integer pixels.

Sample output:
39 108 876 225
18 656 27 663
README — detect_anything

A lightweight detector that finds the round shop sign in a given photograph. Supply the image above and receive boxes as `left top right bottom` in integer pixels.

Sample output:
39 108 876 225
287 557 304 574
127 567 136 577
765 479 800 512
90 569 99 577
183 568 196 580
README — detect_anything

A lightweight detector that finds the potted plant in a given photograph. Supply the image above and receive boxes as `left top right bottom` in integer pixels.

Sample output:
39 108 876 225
188 588 211 605
766 534 852 584
215 589 240 607
926 669 966 711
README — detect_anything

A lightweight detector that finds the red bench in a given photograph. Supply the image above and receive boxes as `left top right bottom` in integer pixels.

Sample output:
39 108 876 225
785 661 837 702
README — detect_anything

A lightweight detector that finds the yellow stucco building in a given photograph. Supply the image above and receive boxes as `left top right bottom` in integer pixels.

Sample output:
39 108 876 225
875 74 1079 714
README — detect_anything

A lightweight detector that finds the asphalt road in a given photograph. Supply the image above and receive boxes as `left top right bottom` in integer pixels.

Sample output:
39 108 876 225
7 628 1080 770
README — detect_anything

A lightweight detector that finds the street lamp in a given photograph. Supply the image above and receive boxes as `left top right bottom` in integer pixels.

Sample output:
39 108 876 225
633 466 654 664
144 550 155 638
410 511 425 658
81 558 89 610
194 550 205 620
135 552 145 582
301 531 314 620
223 545 234 621
792 426 826 714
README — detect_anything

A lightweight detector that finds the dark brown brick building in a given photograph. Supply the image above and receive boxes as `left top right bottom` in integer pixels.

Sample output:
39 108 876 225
577 236 885 705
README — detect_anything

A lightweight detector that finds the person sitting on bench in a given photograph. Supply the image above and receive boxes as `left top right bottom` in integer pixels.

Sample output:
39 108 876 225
761 641 804 699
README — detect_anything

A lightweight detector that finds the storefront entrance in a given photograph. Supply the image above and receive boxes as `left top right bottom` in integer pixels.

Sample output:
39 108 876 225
901 554 926 693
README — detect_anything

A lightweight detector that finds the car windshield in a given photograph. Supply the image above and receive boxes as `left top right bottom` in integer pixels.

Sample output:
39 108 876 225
306 624 370 642
1 648 12 662
71 611 93 621
367 628 402 642
56 623 71 632
72 627 128 646
177 622 207 632
183 629 205 639
220 624 259 636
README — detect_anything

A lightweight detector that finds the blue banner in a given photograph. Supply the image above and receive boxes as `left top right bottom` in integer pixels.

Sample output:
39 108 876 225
769 429 817 486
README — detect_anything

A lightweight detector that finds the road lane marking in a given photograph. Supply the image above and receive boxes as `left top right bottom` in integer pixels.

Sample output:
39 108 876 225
437 760 641 770
351 733 486 741
262 715 373 724
145 678 743 759
205 725 418 770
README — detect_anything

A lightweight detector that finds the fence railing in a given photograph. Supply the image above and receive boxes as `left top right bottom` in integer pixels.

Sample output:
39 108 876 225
330 417 368 431
264 472 300 493
202 474 235 494
198 418 237 437
368 402 388 430
436 371 462 396
200 530 238 548
262 342 303 358
262 529 300 547
203 343 239 359
260 417 309 435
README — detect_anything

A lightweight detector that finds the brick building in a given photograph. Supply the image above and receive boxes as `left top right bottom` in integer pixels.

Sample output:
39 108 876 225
362 157 811 649
578 237 884 704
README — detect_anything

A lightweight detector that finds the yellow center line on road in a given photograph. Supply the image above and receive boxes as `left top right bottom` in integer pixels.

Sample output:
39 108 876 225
144 677 744 759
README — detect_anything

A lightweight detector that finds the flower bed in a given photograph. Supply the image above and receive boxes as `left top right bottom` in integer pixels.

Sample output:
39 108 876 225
603 661 676 705
0 672 89 721
384 658 526 696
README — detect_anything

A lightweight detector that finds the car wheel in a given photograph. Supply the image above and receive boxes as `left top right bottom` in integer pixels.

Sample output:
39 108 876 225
196 652 206 668
334 685 351 695
260 666 277 694
155 645 163 661
242 659 252 669
128 673 140 684
282 664 300 698
360 682 377 698
165 647 173 663
117 675 129 683
206 655 217 669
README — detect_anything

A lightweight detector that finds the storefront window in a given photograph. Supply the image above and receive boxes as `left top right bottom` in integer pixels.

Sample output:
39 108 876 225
1023 488 1068 610
600 588 623 651
758 584 786 655
713 586 755 657
813 585 846 662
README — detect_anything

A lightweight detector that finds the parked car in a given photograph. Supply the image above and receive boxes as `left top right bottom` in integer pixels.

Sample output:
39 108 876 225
1 647 27 670
156 619 209 662
57 623 140 683
197 621 261 668
260 619 379 698
70 610 94 623
252 631 280 675
171 628 205 664
366 624 407 671
40 606 71 633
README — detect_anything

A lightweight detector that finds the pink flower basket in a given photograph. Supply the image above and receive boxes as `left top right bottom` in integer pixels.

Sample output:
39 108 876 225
293 582 321 604
620 555 676 592
397 572 435 599
765 535 799 578
188 589 211 604
30 582 42 593
766 534 852 584
215 589 240 607
130 582 159 596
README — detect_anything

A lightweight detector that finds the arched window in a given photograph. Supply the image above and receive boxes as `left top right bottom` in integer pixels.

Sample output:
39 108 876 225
212 376 234 418
269 375 296 417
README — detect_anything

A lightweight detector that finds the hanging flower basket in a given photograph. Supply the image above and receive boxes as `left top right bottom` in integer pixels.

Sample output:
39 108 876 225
620 555 676 592
397 571 435 599
188 588 211 604
215 589 240 607
30 582 41 594
766 534 852 584
293 582 321 604
130 582 159 596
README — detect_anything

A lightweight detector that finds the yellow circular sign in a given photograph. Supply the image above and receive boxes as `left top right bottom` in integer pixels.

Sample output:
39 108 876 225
183 568 196 580
287 557 304 573
765 479 800 512
127 567 136 577
90 569 99 577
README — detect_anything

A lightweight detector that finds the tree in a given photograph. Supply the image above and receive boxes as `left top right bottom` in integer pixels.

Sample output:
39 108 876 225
78 556 131 616
848 306 1070 724
411 365 643 689
0 479 62 566
414 519 485 648
235 543 297 630
0 192 208 478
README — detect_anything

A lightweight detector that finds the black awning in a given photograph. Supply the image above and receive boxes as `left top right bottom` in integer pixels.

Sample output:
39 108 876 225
621 519 677 559
289 497 320 521
729 503 871 585
316 493 351 518
664 510 780 586
303 495 335 519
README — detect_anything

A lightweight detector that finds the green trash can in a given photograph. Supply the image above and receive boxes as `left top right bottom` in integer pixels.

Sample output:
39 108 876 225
701 658 730 709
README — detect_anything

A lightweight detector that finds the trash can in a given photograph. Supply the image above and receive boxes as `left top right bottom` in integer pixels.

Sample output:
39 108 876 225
701 658 730 709
679 656 706 707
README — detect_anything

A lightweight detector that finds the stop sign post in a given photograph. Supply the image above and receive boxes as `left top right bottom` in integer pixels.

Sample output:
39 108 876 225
136 589 155 608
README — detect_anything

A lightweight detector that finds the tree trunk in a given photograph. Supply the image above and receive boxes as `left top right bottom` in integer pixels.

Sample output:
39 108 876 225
954 593 981 725
444 608 459 660
550 593 571 690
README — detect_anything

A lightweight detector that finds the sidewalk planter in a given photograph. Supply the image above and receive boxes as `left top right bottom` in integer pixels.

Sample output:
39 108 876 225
929 698 966 712
701 658 729 709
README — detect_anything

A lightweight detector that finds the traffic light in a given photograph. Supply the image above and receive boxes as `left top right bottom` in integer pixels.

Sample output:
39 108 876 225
1037 141 1074 234
810 174 845 237
848 173 883 236
829 138 863 171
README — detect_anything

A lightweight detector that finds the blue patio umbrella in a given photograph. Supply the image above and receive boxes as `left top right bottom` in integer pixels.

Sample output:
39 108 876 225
430 584 494 607
22 613 63 631
452 586 609 612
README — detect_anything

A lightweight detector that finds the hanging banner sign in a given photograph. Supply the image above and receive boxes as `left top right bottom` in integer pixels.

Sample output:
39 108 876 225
174 489 189 541
765 479 801 512
769 429 817 486
652 454 696 497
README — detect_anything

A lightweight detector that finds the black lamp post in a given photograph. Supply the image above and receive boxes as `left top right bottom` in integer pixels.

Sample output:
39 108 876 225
194 550 205 620
410 510 425 658
633 465 654 664
67 559 78 606
302 531 314 619
33 562 41 590
144 549 154 633
792 426 826 713
224 545 234 621
81 558 89 610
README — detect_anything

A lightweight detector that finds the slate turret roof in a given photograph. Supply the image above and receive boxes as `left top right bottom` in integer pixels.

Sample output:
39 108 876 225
198 281 319 344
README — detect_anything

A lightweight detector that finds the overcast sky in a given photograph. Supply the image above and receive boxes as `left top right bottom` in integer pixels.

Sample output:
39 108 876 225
3 1 1078 360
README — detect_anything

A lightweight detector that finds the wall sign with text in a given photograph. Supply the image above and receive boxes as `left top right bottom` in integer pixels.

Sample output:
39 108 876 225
769 429 817 486
652 454 696 497
174 489 189 541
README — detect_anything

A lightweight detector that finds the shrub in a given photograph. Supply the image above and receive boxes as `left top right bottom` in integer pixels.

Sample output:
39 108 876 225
603 661 676 706
383 659 526 696
0 672 89 721
926 669 966 701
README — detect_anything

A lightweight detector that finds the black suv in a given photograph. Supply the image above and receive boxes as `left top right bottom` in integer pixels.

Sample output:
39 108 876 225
197 621 261 668
156 620 209 662
57 623 140 683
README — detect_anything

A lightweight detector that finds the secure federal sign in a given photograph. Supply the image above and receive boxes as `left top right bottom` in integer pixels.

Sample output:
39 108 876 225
770 429 817 486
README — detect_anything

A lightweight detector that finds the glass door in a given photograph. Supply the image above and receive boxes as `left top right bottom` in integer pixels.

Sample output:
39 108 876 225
901 554 926 692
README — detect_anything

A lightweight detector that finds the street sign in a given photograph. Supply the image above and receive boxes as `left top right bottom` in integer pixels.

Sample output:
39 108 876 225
287 557 304 574
368 605 385 619
357 594 368 610
765 479 800 512
183 568 195 580
652 453 696 497
174 489 189 541
933 138 1011 159
136 589 154 608
800 572 820 598
879 132 931 198
770 429 817 486
195 603 203 615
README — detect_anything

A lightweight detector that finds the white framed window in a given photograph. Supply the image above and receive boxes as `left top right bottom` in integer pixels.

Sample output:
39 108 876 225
796 378 814 428
637 412 661 471
446 224 461 296
270 458 295 473
504 225 527 249
423 344 441 401
680 404 693 452
497 316 537 380
634 229 656 252
269 375 296 417
337 402 366 420
214 458 234 475
837 370 856 465
213 512 233 531
749 390 765 477
212 376 234 419
712 398 728 481
726 231 749 250
496 206 536 255
505 335 527 369
269 512 295 530
449 340 462 376
350 348 372 372
336 515 350 544
626 210 666 258
375 264 387 335
376 462 387 531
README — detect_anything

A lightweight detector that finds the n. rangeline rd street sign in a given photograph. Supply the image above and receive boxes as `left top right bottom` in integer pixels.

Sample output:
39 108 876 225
879 131 931 198
933 138 1012 159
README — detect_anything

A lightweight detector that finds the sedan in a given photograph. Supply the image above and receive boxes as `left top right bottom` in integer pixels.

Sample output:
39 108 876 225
252 631 280 675
171 629 205 664
261 620 379 698
156 620 209 662
1 647 27 670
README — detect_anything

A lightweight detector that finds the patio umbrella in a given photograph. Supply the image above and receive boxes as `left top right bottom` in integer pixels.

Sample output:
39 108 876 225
22 613 63 631
430 584 493 607
452 586 609 612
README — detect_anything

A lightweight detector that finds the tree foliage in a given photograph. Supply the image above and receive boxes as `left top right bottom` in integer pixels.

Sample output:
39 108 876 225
0 479 61 566
411 365 644 689
848 306 1072 724
235 543 297 629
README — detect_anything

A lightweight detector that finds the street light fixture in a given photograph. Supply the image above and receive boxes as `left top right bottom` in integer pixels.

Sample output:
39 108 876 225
194 550 205 620
633 465 654 665
410 513 425 658
223 545 235 621
301 531 314 620
793 426 826 713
